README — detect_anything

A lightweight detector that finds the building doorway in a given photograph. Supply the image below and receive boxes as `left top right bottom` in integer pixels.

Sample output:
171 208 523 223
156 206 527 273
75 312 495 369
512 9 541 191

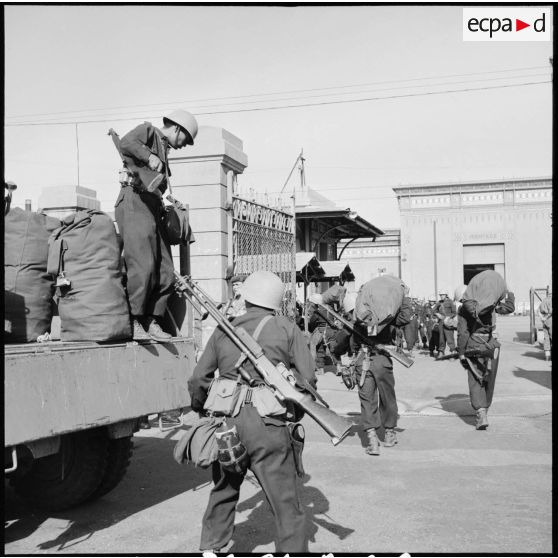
462 243 505 284
463 264 494 284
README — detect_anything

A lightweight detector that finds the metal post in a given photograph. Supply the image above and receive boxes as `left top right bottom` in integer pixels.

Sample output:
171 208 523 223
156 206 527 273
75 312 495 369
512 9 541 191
433 220 438 298
75 123 80 186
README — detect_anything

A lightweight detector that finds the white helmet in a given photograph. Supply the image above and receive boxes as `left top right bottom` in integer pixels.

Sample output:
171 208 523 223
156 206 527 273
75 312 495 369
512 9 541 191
164 109 198 144
454 284 467 302
241 271 284 311
309 293 323 305
343 291 358 313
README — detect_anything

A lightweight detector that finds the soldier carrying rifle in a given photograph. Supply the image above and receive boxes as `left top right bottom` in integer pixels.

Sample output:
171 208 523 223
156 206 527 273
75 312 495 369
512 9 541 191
187 270 318 553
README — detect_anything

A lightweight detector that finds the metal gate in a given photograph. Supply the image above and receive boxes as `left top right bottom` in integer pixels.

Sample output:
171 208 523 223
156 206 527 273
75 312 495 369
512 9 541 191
230 185 296 318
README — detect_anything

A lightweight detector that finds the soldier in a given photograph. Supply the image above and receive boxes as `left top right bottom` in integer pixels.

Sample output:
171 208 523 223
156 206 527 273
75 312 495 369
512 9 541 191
434 290 457 359
188 271 316 553
307 293 328 374
457 282 515 429
403 298 419 355
538 289 552 361
223 275 247 320
352 290 412 456
115 109 198 341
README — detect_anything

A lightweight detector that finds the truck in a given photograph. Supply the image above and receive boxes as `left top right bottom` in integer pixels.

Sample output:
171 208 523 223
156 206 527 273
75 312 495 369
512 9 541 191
4 333 195 511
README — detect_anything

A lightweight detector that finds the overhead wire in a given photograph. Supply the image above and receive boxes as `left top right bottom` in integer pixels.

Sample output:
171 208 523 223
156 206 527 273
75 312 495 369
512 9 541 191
5 80 551 127
5 64 549 121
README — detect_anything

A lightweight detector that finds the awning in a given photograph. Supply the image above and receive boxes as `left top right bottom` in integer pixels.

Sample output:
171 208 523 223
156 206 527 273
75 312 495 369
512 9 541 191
296 253 354 283
295 208 384 240
319 261 355 282
296 252 325 283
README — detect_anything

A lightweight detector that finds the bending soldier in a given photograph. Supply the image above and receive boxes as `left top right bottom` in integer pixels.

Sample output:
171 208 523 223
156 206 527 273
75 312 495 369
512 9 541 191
115 109 198 341
352 294 412 456
457 283 515 429
188 271 316 553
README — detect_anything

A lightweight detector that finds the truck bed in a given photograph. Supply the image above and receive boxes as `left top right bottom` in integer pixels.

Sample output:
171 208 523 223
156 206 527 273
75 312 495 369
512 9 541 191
5 337 195 447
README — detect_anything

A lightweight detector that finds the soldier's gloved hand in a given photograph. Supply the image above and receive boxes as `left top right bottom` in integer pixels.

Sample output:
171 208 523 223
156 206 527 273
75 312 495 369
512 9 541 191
148 153 164 172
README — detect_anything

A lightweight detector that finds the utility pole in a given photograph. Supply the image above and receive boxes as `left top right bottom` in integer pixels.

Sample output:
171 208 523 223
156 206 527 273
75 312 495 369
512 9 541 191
433 220 438 299
75 123 80 186
281 149 305 194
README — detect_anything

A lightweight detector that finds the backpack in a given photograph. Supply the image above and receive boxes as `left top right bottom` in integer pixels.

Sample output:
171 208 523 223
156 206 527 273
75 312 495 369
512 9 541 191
355 275 405 334
47 209 131 341
4 208 61 342
462 270 508 319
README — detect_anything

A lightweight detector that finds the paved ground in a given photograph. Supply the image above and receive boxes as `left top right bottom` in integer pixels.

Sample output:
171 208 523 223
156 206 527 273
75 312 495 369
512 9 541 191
4 315 552 555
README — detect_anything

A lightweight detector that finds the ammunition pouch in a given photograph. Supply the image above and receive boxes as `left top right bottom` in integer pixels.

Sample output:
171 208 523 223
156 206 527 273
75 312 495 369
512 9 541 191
250 385 287 418
215 420 249 475
203 377 246 417
288 422 305 477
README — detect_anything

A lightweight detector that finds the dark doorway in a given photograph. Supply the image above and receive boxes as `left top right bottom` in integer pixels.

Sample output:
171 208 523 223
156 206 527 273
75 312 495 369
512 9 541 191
463 264 494 285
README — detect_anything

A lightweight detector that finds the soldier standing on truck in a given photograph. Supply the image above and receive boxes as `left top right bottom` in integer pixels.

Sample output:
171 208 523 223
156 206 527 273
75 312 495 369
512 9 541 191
115 109 198 341
188 271 316 554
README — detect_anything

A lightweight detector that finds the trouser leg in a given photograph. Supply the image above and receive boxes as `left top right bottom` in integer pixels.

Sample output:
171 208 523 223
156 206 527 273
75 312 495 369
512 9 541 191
467 357 497 410
200 462 244 551
543 324 552 352
149 227 175 318
443 326 456 350
358 372 380 430
239 406 307 553
115 188 157 317
372 356 398 429
438 325 446 352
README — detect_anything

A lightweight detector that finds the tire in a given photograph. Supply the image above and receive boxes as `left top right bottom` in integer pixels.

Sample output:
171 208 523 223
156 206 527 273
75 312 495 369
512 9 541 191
11 429 109 511
88 436 133 501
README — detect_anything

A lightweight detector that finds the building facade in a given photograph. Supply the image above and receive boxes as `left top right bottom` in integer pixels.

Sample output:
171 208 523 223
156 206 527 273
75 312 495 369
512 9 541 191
393 177 552 311
339 229 401 289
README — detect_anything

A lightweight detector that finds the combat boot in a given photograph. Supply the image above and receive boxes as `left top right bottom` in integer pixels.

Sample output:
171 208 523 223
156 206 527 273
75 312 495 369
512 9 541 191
365 428 380 456
383 428 398 447
475 408 489 430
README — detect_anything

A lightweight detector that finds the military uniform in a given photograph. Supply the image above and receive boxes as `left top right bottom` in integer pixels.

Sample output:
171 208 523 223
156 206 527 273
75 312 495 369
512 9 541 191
434 298 457 354
188 306 316 553
457 292 515 426
352 298 412 437
115 122 174 320
403 301 419 352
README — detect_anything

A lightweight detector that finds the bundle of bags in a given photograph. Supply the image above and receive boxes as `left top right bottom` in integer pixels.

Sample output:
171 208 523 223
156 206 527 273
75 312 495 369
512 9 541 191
461 270 515 319
5 208 131 343
354 275 407 334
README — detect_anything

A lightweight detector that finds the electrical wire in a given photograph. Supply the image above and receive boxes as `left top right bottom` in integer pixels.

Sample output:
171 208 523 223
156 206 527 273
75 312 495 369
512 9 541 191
5 79 551 127
5 64 549 121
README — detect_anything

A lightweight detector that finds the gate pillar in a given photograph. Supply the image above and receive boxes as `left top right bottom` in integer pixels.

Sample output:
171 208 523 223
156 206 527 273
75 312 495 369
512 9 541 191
169 126 248 345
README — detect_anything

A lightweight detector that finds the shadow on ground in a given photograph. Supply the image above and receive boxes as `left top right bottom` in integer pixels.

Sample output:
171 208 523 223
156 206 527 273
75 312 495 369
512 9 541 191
4 433 211 550
513 367 552 390
230 473 354 553
434 394 476 426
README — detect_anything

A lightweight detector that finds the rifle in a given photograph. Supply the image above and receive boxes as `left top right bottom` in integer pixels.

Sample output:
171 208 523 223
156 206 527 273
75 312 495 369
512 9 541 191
313 302 414 369
174 272 353 446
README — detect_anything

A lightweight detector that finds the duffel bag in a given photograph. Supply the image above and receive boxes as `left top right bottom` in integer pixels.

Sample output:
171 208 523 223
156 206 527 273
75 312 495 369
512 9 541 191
47 209 131 341
462 270 507 318
4 208 61 342
355 275 405 334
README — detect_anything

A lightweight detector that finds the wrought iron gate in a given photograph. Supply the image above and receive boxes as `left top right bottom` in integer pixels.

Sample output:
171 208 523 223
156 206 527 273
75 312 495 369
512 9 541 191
231 186 296 317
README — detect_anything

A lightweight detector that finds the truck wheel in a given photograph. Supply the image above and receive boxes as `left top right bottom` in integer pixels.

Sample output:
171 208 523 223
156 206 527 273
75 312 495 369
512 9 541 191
88 436 134 500
12 430 109 511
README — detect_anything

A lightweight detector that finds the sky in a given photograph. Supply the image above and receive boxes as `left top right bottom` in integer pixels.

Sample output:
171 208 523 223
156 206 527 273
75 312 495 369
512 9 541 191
4 4 553 228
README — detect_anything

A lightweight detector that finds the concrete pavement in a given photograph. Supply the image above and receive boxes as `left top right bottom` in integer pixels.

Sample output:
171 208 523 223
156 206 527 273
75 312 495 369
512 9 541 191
4 316 552 555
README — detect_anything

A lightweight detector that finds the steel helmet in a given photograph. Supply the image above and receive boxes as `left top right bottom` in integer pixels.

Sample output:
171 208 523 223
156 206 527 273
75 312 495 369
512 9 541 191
343 291 358 313
164 109 198 144
241 271 284 310
309 293 323 305
428 294 436 302
454 284 467 302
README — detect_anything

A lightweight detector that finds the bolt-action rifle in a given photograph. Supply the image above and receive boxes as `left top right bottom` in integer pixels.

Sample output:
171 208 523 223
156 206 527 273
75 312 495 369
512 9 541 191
174 272 353 446
313 301 414 369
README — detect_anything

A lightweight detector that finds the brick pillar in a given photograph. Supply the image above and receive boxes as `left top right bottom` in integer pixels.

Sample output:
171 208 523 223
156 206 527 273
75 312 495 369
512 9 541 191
169 126 248 347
